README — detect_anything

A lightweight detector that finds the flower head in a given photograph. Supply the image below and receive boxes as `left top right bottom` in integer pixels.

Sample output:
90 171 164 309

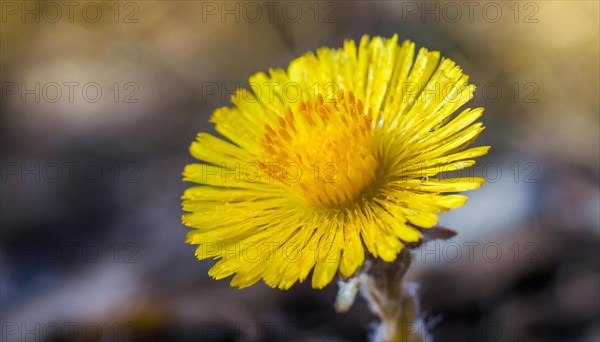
182 35 489 290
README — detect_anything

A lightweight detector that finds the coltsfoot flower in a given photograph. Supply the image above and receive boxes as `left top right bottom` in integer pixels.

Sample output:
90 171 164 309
182 35 489 290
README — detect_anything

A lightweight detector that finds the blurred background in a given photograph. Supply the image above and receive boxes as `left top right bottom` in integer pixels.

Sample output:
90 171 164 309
1 1 598 341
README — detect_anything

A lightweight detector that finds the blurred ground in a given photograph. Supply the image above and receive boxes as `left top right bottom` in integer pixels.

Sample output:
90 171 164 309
1 1 599 341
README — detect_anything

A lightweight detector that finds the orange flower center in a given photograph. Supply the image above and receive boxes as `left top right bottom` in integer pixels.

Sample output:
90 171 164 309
260 91 379 208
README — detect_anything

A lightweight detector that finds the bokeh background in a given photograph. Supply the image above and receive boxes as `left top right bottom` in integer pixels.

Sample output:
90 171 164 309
1 1 599 341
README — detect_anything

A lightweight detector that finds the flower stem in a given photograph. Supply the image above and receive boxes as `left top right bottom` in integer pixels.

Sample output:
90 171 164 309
336 228 456 341
360 249 425 342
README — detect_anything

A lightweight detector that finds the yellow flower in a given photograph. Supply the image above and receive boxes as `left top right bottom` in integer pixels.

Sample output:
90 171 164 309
182 35 489 290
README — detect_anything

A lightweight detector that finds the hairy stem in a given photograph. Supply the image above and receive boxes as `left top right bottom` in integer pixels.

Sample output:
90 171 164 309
360 250 425 342
336 227 456 341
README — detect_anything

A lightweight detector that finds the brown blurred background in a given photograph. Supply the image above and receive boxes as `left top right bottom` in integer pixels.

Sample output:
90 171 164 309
1 1 598 341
